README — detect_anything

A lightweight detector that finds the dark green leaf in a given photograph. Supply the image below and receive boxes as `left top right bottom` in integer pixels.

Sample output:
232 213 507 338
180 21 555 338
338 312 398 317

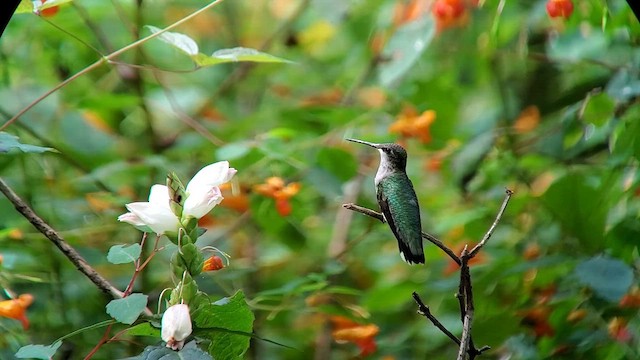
192 291 254 360
124 322 161 337
123 341 212 360
541 171 614 252
106 294 148 325
315 147 358 182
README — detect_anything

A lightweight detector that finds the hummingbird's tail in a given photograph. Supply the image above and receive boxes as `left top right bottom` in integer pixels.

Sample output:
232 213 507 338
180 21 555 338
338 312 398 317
398 239 425 265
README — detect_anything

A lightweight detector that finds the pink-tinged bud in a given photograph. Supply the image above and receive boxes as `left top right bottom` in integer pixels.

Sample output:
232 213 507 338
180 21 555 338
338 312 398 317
161 304 192 350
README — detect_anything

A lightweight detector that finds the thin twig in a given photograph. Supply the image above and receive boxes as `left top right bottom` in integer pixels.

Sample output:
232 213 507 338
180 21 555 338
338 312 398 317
1 0 227 131
468 189 514 259
412 292 461 346
0 177 123 299
342 203 461 264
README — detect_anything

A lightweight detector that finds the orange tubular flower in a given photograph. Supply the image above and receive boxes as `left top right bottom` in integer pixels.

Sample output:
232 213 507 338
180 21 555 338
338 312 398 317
520 306 555 338
330 316 379 357
619 287 640 308
253 177 301 217
0 294 34 330
432 0 469 31
203 256 225 272
608 317 632 343
389 106 436 144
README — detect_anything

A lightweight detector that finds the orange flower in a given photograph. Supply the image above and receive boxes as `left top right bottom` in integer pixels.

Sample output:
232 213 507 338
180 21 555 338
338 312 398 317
254 177 301 217
203 256 225 272
393 0 429 26
523 243 541 260
432 0 469 31
330 316 379 357
566 309 587 323
519 306 555 338
218 183 250 213
546 0 573 19
619 287 640 308
608 317 632 343
513 106 540 134
0 294 34 330
389 106 435 144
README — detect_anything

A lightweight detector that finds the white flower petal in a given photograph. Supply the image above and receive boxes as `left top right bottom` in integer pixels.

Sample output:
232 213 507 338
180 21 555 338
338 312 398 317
148 184 171 206
186 161 237 192
162 304 192 351
183 186 223 219
125 202 179 235
117 212 145 226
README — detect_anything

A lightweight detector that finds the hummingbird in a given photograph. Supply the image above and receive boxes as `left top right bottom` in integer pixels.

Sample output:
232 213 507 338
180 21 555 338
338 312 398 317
347 138 425 264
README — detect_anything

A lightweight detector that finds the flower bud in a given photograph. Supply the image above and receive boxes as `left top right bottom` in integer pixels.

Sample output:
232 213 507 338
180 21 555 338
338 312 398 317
161 304 192 351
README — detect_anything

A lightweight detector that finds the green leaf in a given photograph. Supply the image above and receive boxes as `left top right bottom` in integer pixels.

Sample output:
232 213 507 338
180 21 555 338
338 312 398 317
124 341 212 360
315 147 358 182
107 244 142 264
582 93 614 127
15 341 62 359
146 25 199 56
193 47 292 67
450 131 494 187
216 141 252 161
574 255 633 302
16 0 73 14
378 16 435 86
0 132 56 153
146 25 291 67
541 171 614 252
123 322 160 337
106 294 148 325
192 291 255 360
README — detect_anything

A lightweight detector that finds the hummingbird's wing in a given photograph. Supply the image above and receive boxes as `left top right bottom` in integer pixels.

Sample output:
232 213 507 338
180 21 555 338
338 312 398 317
377 173 425 264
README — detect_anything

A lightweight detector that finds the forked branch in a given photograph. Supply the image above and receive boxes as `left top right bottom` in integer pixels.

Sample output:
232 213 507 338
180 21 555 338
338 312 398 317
344 188 513 359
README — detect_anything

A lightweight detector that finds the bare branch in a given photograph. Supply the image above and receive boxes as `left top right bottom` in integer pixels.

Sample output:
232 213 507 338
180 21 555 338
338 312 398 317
0 177 123 300
342 203 461 264
468 189 514 259
412 292 461 346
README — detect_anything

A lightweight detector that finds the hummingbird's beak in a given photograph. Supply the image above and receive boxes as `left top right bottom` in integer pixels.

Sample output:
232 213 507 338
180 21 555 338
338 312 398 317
346 138 380 149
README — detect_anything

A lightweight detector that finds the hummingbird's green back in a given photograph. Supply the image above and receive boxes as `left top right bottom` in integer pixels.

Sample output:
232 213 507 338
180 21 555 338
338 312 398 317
377 172 424 264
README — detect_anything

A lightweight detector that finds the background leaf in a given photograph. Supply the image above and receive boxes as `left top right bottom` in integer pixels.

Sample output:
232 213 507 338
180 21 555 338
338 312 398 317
106 294 148 325
15 341 62 359
146 25 199 56
107 244 142 264
574 255 634 302
0 132 56 153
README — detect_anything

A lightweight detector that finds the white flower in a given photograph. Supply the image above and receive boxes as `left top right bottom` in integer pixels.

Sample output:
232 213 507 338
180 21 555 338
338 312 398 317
161 304 192 351
183 161 237 219
118 161 237 234
119 184 180 235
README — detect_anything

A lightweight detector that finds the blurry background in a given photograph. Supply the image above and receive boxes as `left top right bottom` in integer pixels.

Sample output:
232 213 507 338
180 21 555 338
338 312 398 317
1 0 639 358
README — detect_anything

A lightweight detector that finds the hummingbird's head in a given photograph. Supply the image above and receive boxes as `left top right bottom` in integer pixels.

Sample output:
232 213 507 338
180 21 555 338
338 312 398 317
346 138 407 170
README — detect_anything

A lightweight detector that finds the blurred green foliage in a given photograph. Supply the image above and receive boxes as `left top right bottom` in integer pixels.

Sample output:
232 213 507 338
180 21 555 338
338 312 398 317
1 0 639 359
